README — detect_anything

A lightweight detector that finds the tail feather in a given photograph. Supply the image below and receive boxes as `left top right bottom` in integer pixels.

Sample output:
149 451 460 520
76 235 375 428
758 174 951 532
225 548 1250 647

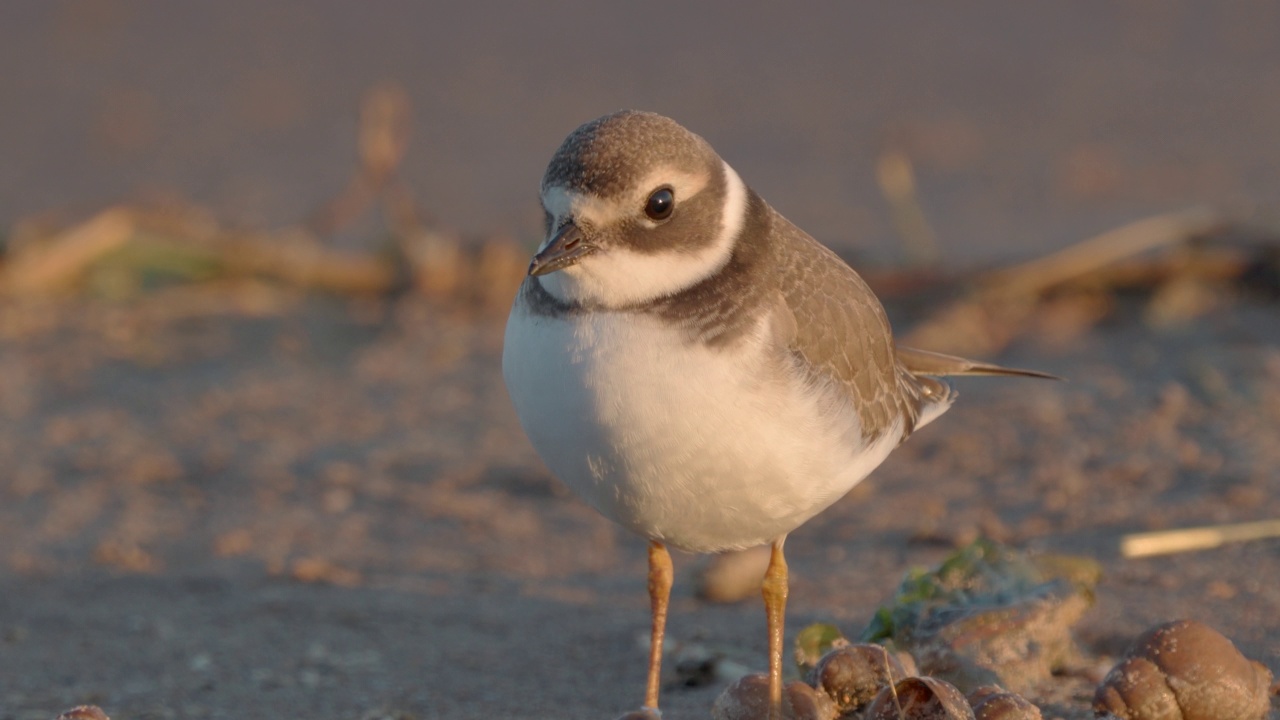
896 346 1061 380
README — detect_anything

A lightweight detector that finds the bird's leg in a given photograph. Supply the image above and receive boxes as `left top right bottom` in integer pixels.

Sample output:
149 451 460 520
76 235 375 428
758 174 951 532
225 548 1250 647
644 540 673 712
762 537 789 720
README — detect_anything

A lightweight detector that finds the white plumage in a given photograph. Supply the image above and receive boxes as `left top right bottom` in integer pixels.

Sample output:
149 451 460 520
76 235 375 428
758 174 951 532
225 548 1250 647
504 293 901 553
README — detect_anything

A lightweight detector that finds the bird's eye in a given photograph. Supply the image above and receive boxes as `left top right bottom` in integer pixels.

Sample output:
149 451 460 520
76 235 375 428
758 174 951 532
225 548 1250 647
644 187 675 221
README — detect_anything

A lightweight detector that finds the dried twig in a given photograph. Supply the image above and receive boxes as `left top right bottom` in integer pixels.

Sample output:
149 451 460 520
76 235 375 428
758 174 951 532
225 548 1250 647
307 81 417 236
1121 519 1280 558
219 229 396 294
0 208 136 294
982 206 1228 297
901 206 1255 356
876 149 940 267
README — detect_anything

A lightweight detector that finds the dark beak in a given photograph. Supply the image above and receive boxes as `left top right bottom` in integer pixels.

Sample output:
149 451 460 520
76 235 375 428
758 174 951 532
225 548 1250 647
528 222 594 277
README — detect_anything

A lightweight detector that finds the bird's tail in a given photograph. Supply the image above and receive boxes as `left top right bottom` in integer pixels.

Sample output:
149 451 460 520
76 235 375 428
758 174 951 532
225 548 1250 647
895 346 1061 380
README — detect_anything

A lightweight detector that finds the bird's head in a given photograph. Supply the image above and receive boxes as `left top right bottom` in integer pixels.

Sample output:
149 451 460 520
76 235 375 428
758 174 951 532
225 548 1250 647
530 110 749 309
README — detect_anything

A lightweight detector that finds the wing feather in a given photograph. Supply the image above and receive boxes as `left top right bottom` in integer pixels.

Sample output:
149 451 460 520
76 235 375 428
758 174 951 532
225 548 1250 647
766 211 936 440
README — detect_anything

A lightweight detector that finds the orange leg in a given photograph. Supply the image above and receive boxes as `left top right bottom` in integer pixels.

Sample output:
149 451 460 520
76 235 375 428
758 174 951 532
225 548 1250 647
762 538 789 720
644 541 674 711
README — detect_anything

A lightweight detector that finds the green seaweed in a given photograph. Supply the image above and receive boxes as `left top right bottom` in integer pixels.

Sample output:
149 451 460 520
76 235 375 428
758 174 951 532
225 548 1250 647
861 539 1099 643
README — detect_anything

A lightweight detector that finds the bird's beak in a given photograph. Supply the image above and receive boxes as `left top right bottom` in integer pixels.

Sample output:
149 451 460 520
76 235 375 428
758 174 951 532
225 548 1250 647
528 221 594 277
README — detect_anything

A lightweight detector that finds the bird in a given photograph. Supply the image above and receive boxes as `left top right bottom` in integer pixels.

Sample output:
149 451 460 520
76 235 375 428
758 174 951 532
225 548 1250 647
502 110 1053 719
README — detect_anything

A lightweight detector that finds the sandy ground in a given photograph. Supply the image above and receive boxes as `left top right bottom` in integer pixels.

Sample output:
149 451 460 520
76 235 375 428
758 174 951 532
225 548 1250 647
1 288 1279 719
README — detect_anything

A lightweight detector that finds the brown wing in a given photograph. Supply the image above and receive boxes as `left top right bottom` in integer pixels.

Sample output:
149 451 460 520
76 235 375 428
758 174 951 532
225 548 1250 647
766 210 940 441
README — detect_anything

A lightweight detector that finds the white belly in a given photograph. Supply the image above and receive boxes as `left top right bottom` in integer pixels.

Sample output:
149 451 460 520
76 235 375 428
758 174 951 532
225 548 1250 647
502 303 900 553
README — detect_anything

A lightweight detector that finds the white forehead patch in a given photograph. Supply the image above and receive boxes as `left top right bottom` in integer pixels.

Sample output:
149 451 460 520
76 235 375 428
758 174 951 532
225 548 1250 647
538 160 749 309
539 186 617 243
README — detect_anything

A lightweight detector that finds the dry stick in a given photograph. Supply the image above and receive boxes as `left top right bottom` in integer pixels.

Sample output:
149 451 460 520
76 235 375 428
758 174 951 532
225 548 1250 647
358 81 411 184
307 81 412 237
903 206 1233 356
982 205 1229 298
1080 247 1254 290
1121 519 1280 558
877 644 904 719
306 173 381 237
0 208 136 294
383 178 426 235
876 150 940 268
220 230 396 294
282 82 416 293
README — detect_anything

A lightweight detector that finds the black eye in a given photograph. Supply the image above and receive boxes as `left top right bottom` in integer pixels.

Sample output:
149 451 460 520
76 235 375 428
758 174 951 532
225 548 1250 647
644 187 675 221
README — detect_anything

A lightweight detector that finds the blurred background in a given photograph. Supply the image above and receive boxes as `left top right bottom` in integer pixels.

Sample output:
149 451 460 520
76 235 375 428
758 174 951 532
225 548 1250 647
7 1 1280 261
2 2 1279 719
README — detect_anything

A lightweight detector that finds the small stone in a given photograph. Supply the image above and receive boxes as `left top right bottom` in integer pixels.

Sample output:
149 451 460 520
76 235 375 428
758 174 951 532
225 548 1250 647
864 540 1094 693
698 546 772 604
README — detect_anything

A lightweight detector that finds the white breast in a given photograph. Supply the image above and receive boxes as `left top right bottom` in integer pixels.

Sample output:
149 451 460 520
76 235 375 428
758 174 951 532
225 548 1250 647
502 299 902 553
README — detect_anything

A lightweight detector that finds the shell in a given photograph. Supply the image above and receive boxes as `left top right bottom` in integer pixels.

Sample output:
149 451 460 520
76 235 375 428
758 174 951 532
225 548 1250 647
1093 619 1272 720
808 643 910 715
711 673 837 720
865 676 976 720
967 685 1043 720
